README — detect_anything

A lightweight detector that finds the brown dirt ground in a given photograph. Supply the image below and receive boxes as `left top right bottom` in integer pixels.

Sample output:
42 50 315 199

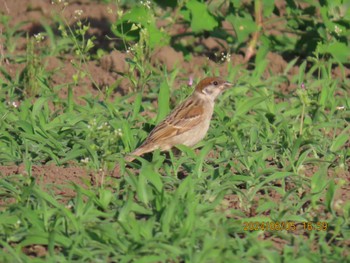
0 0 349 255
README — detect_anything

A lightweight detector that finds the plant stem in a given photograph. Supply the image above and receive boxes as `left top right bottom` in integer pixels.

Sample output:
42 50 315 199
300 103 305 136
244 0 263 62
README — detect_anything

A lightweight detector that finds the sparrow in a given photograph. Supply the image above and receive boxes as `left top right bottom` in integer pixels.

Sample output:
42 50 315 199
124 77 233 163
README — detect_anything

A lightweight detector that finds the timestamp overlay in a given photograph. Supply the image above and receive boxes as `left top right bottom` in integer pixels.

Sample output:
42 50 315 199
242 221 329 232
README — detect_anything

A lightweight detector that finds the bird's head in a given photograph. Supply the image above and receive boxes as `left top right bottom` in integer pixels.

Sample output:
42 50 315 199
194 77 233 100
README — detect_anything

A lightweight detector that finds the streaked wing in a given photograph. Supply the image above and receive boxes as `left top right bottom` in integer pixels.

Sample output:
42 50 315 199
144 98 204 144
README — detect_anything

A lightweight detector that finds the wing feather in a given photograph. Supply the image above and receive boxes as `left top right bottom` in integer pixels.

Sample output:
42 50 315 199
143 98 204 144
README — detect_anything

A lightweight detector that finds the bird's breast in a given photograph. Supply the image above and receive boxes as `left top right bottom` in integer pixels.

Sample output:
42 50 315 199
172 105 213 147
183 117 211 147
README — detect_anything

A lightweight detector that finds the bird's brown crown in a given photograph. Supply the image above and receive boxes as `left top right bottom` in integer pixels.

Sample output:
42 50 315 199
195 77 226 92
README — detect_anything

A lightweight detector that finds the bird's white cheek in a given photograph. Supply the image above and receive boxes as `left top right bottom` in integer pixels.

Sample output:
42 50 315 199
203 88 221 100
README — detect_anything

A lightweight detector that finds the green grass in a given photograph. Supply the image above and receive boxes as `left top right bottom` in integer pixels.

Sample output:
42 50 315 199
1 0 350 262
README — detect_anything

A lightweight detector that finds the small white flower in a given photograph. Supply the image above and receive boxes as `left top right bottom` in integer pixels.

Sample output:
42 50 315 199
220 52 231 62
114 128 123 136
14 219 21 229
34 33 45 43
74 10 83 19
126 46 134 54
334 25 342 36
107 7 113 15
141 0 151 9
336 106 345 110
130 23 139 31
81 157 90 164
226 53 231 62
7 101 18 108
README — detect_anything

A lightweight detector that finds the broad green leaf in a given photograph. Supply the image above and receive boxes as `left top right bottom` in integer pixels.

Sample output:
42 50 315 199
317 42 350 63
311 165 328 195
16 120 34 134
96 189 113 210
186 0 218 32
155 80 170 123
137 172 149 205
132 92 142 121
137 256 169 263
232 131 244 155
32 97 48 120
234 97 266 117
176 175 193 198
226 13 257 43
111 6 168 48
262 0 275 17
160 197 178 235
298 61 307 84
59 149 87 164
195 141 213 177
130 202 152 215
319 81 336 109
256 201 277 213
256 172 294 189
325 180 336 214
141 165 163 193
330 126 349 152
118 192 133 222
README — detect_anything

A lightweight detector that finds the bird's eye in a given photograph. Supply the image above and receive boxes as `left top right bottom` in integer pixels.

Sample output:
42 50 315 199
213 81 218 86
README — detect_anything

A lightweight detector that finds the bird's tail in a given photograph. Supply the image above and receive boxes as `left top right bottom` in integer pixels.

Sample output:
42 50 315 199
125 145 152 162
112 145 155 177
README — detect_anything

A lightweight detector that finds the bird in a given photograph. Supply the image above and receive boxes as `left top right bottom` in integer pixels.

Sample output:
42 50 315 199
123 76 233 163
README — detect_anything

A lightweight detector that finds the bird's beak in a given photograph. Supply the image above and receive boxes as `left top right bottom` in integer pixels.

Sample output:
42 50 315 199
221 81 234 90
